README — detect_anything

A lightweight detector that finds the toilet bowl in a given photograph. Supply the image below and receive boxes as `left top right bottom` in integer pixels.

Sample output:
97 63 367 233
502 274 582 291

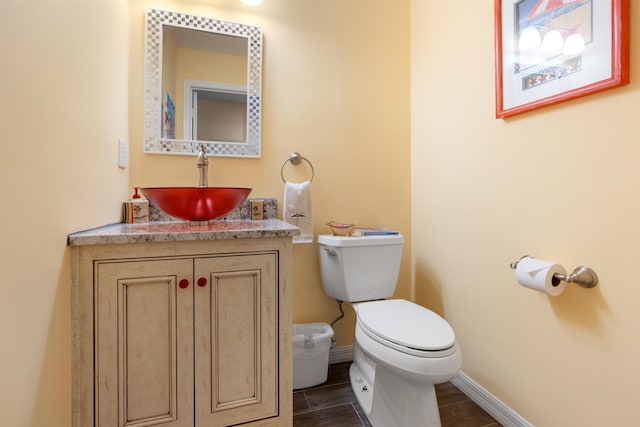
351 299 462 427
318 235 462 427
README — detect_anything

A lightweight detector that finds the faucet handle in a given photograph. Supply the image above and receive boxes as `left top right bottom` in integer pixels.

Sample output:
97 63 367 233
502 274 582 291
197 144 208 165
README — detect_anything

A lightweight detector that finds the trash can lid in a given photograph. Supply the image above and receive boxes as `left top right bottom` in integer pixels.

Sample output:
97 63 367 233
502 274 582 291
293 323 333 339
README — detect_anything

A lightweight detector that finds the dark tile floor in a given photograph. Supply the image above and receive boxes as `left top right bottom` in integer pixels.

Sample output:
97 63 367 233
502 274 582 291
293 362 500 427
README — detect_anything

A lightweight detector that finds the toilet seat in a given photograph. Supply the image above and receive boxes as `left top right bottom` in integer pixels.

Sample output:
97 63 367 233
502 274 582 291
357 299 456 358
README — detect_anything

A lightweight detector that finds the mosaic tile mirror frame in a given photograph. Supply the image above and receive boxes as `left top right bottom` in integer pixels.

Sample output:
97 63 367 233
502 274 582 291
144 8 263 157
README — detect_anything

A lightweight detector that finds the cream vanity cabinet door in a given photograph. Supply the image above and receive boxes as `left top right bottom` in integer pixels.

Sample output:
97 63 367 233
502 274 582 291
194 252 279 426
95 258 195 427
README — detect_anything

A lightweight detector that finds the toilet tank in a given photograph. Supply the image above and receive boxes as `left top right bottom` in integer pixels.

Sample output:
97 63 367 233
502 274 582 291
318 234 403 302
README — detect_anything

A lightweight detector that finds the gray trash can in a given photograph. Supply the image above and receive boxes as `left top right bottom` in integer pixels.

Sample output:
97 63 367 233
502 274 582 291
292 323 334 390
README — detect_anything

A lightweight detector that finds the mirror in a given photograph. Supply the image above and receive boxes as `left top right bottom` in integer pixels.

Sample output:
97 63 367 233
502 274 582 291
144 8 262 157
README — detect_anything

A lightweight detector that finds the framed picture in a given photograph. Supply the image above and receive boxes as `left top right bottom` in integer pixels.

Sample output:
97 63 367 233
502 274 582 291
495 0 629 118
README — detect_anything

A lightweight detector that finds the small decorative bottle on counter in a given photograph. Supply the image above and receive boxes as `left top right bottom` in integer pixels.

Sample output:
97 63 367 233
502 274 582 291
251 199 265 220
122 187 149 223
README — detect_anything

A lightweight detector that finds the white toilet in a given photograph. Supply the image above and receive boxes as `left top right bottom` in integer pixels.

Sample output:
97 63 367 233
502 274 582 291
318 234 462 427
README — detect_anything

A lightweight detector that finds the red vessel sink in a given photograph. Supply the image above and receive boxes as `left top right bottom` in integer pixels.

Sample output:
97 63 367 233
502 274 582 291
141 187 252 221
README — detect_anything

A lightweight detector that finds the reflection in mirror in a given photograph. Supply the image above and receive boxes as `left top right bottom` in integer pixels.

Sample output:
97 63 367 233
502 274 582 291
183 80 247 142
144 9 262 157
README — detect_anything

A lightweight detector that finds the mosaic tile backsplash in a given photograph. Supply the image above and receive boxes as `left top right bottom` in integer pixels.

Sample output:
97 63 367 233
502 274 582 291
148 198 278 222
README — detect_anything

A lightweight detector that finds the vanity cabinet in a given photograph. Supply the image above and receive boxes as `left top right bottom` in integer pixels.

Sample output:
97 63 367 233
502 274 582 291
69 224 294 427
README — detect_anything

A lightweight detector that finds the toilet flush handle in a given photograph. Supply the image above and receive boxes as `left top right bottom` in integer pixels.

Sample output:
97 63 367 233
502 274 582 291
323 248 337 256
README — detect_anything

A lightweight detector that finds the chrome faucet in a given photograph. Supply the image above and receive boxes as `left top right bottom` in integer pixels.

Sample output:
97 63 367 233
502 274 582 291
197 144 209 187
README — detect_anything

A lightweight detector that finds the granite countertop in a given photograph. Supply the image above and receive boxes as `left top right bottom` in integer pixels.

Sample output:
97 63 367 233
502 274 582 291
68 218 300 246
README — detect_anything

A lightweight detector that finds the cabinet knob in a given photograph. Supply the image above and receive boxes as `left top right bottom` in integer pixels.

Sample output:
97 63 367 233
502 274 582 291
197 277 208 287
178 279 189 289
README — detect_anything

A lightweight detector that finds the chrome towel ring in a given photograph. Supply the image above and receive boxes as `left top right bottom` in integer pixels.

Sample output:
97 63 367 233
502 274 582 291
281 152 314 183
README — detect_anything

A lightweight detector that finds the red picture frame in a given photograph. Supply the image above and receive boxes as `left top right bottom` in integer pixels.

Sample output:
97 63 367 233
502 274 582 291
495 0 629 119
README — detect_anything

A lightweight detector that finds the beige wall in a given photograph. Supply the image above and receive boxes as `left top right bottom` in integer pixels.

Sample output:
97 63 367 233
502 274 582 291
1 1 409 426
0 1 130 426
411 1 640 426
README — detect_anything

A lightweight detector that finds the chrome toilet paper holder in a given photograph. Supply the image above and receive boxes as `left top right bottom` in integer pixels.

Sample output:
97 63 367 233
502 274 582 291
510 255 598 289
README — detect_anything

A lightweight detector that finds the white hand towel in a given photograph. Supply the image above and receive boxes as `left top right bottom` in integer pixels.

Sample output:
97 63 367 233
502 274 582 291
284 180 313 244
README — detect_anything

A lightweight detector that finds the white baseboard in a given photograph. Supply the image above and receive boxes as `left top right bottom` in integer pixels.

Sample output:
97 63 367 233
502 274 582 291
329 345 353 364
451 371 533 427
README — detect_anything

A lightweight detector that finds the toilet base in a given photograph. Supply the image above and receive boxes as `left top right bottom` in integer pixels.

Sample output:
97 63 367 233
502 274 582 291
350 363 374 417
349 343 443 427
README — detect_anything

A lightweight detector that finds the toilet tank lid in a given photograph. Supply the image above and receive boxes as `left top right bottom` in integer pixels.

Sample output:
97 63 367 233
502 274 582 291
358 299 455 351
318 234 403 247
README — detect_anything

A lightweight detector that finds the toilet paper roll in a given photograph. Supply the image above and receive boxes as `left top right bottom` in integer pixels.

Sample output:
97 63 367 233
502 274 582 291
515 257 567 296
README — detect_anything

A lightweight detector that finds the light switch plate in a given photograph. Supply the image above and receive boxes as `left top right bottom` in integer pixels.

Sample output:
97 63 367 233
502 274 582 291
118 138 128 169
